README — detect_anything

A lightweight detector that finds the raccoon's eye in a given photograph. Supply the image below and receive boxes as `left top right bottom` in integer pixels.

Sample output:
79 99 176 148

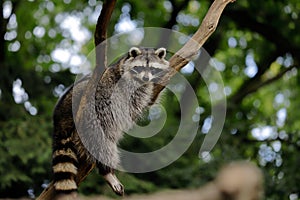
150 67 163 74
132 66 144 73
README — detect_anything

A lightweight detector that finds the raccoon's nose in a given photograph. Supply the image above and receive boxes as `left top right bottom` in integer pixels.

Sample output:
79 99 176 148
142 75 149 82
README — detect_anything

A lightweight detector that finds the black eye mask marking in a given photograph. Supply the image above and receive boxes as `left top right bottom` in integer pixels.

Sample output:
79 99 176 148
131 66 144 74
150 67 163 74
129 66 166 82
133 76 145 84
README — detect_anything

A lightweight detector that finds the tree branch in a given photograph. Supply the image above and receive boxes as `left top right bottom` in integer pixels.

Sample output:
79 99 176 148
74 0 117 187
228 50 282 105
229 65 298 111
36 1 116 199
73 0 117 187
164 0 190 29
172 0 235 67
158 0 191 48
152 0 236 101
94 0 116 68
94 1 116 47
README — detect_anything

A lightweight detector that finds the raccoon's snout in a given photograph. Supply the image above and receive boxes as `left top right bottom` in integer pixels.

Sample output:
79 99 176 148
142 73 150 82
140 71 155 82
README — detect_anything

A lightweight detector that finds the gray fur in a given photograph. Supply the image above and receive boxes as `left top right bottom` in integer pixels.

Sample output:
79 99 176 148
74 47 169 167
52 47 169 193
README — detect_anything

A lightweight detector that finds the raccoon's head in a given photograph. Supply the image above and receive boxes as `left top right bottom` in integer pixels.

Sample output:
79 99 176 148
121 47 169 83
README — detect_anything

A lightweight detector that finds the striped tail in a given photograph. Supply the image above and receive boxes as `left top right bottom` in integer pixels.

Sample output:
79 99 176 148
52 137 79 193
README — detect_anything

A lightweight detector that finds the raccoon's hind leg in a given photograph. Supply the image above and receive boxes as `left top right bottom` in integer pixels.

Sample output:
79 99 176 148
52 136 79 194
97 162 124 196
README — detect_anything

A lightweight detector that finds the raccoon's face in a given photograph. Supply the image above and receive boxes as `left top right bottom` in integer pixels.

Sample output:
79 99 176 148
121 47 169 83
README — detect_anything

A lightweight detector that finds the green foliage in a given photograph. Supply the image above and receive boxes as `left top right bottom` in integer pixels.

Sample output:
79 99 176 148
0 115 52 197
1 0 300 199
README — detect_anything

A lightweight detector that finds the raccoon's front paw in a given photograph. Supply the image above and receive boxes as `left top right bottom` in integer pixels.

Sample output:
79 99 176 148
104 173 124 196
111 182 124 196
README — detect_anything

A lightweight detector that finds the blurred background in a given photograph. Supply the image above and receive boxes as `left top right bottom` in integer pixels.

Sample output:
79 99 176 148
0 0 299 199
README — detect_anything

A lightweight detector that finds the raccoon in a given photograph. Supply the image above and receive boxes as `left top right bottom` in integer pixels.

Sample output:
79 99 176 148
52 47 169 196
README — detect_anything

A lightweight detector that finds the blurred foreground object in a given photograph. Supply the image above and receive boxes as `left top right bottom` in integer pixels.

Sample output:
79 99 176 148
197 161 264 200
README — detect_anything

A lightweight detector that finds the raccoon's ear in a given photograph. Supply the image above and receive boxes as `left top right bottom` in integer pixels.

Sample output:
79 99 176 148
129 47 142 58
155 48 166 59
